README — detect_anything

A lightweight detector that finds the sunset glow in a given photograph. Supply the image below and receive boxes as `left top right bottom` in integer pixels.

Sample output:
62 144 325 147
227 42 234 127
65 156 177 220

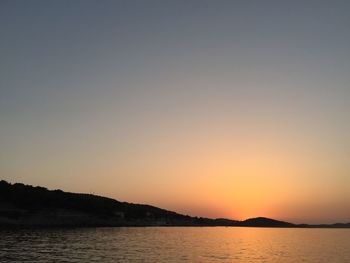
1 0 350 224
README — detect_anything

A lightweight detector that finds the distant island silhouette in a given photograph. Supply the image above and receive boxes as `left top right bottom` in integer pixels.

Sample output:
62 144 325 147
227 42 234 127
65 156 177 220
0 180 349 228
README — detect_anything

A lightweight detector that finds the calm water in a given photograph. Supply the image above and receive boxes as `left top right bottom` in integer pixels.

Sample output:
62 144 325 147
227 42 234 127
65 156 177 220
0 227 349 262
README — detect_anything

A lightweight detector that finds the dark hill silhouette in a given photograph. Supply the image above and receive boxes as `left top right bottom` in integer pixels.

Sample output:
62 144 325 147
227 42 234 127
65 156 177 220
0 180 349 228
238 217 294 227
0 180 235 227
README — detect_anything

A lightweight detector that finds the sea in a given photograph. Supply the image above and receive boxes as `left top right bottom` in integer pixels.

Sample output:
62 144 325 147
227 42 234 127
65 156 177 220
1 227 349 262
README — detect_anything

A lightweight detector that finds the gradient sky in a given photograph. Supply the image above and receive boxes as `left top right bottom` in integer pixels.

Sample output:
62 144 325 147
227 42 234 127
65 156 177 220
1 0 350 224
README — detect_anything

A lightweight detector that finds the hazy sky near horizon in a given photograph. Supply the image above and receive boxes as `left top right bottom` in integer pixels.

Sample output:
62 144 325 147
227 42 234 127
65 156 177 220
1 0 350 223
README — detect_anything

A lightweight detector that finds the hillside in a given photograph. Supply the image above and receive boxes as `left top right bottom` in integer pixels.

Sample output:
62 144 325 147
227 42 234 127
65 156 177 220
0 180 237 227
1 180 348 228
238 217 294 227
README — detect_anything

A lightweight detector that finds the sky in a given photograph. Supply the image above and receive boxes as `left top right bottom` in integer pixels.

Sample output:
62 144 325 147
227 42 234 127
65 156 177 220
1 0 350 224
